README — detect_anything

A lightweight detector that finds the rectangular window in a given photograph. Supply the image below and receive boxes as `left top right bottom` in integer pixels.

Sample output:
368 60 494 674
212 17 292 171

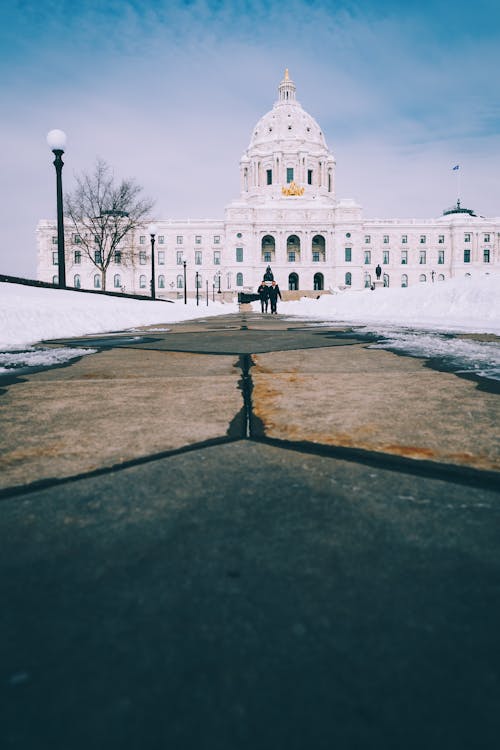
401 234 408 244
139 235 145 244
401 250 408 264
483 248 490 263
73 234 82 244
484 233 490 243
158 235 164 244
438 250 444 264
286 167 294 183
307 169 313 185
383 235 389 244
139 251 146 265
288 251 296 262
464 249 470 263
266 169 272 185
438 235 445 244
213 251 221 265
364 235 371 244
195 235 202 244
263 251 272 263
52 251 58 265
176 251 183 265
176 235 183 244
213 235 220 244
158 251 165 265
74 251 81 264
364 250 371 264
52 236 57 245
344 247 352 262
419 250 426 264
312 252 320 262
420 235 426 244
94 250 102 264
114 251 121 264
464 233 471 242
236 247 243 262
195 251 202 265
383 251 389 264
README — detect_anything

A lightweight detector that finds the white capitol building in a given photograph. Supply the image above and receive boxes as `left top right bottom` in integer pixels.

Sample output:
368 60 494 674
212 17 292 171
37 70 499 297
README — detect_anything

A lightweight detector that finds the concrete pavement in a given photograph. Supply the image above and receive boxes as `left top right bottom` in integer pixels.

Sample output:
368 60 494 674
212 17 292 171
1 312 499 749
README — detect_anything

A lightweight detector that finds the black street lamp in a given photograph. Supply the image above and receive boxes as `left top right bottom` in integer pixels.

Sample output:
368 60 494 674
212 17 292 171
183 259 187 304
195 271 199 306
206 279 209 306
212 283 215 302
149 223 157 300
47 129 67 287
217 272 221 294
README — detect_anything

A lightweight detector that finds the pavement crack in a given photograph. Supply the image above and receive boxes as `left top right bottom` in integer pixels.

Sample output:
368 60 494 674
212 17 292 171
239 354 265 439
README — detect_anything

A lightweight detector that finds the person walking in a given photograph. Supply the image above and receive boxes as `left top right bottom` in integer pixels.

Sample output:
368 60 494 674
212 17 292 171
268 280 282 314
257 281 269 313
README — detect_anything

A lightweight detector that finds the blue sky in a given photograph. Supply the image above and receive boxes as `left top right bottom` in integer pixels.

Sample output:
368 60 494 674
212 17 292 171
1 0 499 276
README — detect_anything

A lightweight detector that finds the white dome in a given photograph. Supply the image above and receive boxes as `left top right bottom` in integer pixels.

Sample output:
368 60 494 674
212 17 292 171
247 71 328 153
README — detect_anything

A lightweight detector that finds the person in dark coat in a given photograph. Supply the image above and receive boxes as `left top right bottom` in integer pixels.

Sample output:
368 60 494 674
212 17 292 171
257 281 269 313
375 264 382 280
268 280 282 314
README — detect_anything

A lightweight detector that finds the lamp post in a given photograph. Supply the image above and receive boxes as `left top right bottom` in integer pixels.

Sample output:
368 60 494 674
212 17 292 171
195 271 199 306
217 271 221 294
183 259 187 304
47 129 67 287
212 283 215 302
148 223 157 300
206 279 209 306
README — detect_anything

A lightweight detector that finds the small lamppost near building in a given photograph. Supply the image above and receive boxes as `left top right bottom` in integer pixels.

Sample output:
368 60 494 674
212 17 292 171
195 271 199 306
148 223 157 300
217 271 221 294
47 129 67 288
183 259 187 304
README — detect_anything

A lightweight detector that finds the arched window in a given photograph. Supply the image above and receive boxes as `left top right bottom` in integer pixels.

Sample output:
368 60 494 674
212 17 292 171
364 273 371 288
401 274 408 287
236 272 243 287
314 272 324 290
139 274 147 289
74 274 81 289
438 274 445 282
344 272 352 287
158 275 165 288
288 272 299 290
261 234 275 263
52 275 58 285
312 235 325 262
177 274 183 289
383 273 389 287
419 274 426 283
114 274 121 288
94 274 101 289
287 235 301 263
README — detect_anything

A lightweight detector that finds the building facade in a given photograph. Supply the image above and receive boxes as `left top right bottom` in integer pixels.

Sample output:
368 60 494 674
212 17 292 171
37 71 499 296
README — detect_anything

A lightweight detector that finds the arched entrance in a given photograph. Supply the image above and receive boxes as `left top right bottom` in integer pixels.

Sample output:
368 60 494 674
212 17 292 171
288 272 299 291
313 273 324 290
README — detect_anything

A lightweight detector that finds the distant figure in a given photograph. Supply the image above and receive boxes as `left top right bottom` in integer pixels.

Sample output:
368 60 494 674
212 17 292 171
263 265 274 282
375 264 382 280
268 280 282 314
257 280 269 313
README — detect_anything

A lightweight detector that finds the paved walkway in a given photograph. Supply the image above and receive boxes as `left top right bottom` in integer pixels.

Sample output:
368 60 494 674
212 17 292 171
1 312 499 749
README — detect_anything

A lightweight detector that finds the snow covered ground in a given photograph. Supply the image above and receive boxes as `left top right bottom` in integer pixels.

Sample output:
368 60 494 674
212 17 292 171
0 274 499 381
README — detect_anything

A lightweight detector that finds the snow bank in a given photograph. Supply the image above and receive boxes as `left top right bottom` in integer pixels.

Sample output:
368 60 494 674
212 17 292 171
0 283 238 350
273 273 500 334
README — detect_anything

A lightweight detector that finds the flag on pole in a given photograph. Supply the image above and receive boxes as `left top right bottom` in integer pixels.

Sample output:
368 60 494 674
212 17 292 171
452 164 460 170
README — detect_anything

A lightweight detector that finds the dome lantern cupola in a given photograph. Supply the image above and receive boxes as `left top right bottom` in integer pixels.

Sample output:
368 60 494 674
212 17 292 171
278 68 296 103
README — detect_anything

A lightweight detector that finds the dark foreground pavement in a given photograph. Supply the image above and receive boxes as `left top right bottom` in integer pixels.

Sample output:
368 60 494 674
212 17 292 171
1 313 499 749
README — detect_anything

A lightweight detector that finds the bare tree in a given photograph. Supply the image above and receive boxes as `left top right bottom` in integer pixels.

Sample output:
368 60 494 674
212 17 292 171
64 158 154 290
